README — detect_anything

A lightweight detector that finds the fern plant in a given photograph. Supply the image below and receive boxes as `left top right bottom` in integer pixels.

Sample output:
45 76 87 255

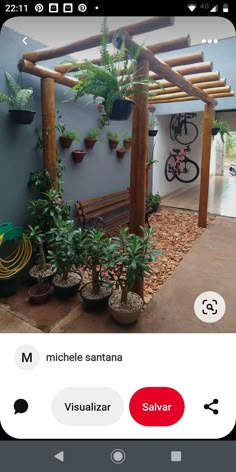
67 19 153 123
0 72 34 109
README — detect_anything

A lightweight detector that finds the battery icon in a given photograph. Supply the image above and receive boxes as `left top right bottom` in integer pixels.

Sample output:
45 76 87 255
223 3 228 11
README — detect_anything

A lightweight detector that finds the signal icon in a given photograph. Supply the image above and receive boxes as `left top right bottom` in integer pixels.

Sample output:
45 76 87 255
210 4 218 11
187 4 197 11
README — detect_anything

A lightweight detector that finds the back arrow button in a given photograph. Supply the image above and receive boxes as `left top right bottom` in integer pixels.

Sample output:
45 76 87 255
22 36 28 45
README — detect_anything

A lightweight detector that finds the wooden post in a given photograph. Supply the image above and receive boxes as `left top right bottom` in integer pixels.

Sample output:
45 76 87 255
198 104 214 228
130 59 149 298
41 78 58 188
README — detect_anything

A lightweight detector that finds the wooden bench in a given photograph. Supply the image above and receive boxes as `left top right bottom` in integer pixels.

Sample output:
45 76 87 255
75 189 151 232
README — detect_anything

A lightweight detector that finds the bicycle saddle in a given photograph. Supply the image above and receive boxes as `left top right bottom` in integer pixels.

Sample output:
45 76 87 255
173 148 181 153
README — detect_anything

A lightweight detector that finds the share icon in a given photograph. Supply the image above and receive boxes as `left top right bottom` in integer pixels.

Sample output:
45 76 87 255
204 399 219 414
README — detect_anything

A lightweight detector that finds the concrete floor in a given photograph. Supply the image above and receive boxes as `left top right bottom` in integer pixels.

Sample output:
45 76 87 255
0 215 235 333
162 175 236 218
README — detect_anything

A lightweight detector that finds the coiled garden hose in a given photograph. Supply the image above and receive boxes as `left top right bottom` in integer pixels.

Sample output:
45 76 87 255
0 234 32 279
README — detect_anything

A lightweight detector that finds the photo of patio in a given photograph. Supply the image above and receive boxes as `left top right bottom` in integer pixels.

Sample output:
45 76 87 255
0 16 235 333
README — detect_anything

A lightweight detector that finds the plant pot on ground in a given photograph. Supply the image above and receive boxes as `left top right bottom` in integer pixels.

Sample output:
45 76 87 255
84 128 100 150
108 226 161 324
27 225 56 284
0 72 35 124
116 148 126 159
78 229 114 311
72 149 87 162
28 276 51 304
0 274 19 298
48 221 85 299
146 192 162 214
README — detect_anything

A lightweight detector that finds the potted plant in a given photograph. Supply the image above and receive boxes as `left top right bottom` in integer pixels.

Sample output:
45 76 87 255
107 131 122 149
116 148 126 159
146 193 162 213
68 19 152 123
84 128 100 150
48 219 83 298
123 135 132 150
146 159 158 171
0 72 35 124
72 148 87 163
79 229 113 311
27 225 56 283
148 105 158 137
28 272 51 304
108 226 161 324
212 119 230 142
60 129 79 148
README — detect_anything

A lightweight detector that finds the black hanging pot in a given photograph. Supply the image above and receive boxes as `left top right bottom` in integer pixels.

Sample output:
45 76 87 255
9 109 36 124
149 129 158 137
109 98 136 121
212 127 220 136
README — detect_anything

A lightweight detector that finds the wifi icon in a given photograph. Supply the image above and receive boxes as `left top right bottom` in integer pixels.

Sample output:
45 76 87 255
188 4 197 11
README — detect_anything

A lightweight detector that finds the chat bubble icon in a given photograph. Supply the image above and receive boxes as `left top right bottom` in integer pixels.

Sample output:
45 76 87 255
14 399 28 415
52 387 123 426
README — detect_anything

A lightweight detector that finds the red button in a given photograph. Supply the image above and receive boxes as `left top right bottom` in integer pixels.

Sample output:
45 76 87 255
129 387 185 426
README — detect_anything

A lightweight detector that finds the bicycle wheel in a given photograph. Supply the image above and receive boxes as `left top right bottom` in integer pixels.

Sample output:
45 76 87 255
169 116 178 141
175 122 198 145
176 158 199 183
165 154 177 181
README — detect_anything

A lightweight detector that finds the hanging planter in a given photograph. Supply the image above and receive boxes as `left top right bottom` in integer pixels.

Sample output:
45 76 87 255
149 129 158 137
9 109 35 124
72 149 87 163
84 137 97 150
109 139 119 149
116 148 126 159
109 98 136 121
60 136 74 148
212 127 220 136
123 138 132 150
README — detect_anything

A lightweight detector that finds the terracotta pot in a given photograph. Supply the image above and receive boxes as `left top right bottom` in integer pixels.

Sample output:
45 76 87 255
28 283 51 304
146 164 152 171
116 148 126 159
72 150 87 162
84 138 97 150
148 104 156 113
123 139 132 150
109 138 119 149
60 136 74 148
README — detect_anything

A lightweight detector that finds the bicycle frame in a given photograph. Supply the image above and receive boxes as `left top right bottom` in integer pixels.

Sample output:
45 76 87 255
173 149 189 170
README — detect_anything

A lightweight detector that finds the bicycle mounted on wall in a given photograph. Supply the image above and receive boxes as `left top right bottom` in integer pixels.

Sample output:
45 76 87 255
170 113 198 145
165 145 200 183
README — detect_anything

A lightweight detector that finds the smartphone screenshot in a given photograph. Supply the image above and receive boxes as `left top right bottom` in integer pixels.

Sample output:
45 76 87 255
0 3 235 470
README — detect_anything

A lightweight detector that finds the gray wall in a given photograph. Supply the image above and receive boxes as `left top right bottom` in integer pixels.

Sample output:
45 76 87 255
0 27 132 227
155 37 236 115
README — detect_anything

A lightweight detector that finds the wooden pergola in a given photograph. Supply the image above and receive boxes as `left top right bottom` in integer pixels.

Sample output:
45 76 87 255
18 17 234 297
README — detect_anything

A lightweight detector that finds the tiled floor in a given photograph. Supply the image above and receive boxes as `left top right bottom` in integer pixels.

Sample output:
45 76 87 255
162 175 236 218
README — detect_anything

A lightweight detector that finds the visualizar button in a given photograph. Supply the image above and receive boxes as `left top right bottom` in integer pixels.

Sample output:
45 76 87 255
129 387 185 426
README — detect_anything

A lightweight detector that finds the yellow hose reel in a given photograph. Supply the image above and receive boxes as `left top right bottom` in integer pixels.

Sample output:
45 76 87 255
0 222 32 279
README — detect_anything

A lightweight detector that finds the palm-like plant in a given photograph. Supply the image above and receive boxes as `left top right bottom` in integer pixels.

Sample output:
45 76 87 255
68 19 151 122
0 72 34 109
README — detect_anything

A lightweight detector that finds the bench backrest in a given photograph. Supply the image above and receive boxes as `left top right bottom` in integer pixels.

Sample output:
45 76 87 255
75 189 130 225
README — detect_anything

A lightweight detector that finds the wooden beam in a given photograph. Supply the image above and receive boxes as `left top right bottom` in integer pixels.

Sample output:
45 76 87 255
147 35 190 54
130 59 150 298
22 17 175 63
55 50 204 76
18 59 80 88
149 72 221 90
149 91 234 104
149 79 226 95
150 86 231 101
41 78 58 188
113 31 217 106
149 61 213 80
198 104 213 228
